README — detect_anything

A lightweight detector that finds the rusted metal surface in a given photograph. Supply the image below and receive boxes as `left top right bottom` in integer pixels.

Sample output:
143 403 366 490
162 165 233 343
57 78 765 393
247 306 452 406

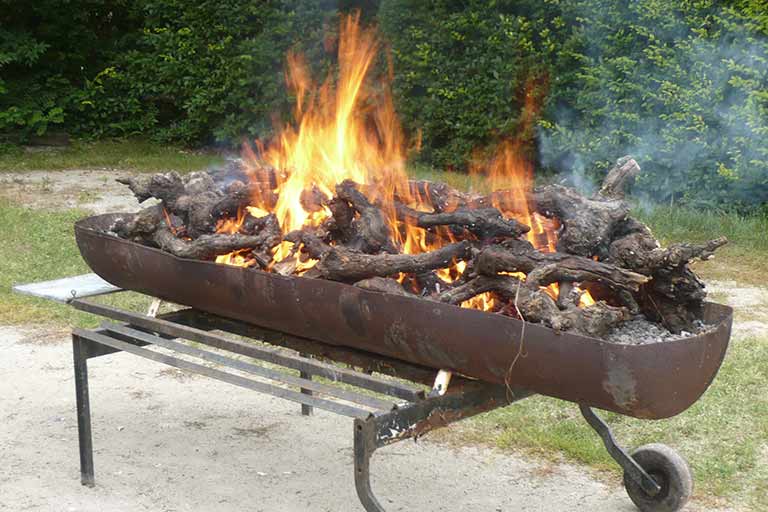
75 213 733 419
372 381 531 447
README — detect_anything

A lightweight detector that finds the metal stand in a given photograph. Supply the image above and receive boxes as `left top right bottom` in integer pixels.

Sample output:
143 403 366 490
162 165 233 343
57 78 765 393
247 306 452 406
65 297 528 511
15 274 691 511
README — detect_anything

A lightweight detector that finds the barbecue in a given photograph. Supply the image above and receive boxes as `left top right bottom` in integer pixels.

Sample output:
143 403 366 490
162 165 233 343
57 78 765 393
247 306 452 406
15 13 735 512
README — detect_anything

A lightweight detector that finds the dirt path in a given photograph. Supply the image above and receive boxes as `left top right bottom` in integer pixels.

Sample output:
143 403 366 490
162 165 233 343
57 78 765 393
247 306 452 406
707 281 768 339
0 170 144 214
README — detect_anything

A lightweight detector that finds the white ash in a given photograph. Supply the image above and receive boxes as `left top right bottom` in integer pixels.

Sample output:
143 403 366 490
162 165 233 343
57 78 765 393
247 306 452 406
606 318 709 345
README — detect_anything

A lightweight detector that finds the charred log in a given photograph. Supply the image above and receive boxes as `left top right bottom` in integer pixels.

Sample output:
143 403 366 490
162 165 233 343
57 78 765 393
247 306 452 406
436 275 629 338
317 241 472 282
211 181 277 219
152 227 277 260
476 242 648 292
608 228 728 275
300 185 327 213
397 204 530 240
605 217 727 331
336 180 397 254
112 205 165 242
117 172 264 238
533 184 629 258
284 229 333 260
354 277 414 297
597 156 641 200
406 180 475 213
324 196 357 245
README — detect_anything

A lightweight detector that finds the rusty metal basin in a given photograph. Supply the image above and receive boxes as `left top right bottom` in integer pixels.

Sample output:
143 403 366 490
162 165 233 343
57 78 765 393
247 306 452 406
75 214 732 419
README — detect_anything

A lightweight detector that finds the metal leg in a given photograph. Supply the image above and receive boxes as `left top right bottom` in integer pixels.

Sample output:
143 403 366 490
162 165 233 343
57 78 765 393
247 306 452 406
72 335 95 487
299 353 313 416
354 419 385 512
579 405 661 496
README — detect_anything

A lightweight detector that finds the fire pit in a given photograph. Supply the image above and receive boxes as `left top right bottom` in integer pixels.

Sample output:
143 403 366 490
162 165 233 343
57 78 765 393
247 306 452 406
75 213 732 420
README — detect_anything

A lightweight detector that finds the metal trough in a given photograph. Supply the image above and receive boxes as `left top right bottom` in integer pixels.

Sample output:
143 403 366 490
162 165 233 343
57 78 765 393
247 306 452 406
75 213 733 420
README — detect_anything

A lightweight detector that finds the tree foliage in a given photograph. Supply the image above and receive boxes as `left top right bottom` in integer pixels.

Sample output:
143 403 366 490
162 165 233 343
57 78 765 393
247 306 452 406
77 0 338 143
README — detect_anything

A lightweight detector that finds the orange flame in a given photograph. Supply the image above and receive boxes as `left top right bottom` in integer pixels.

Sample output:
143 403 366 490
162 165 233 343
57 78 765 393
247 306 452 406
207 14 595 314
246 12 410 237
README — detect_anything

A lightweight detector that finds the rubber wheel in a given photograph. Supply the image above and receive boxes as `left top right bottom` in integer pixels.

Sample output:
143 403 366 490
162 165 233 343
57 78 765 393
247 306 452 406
623 444 693 512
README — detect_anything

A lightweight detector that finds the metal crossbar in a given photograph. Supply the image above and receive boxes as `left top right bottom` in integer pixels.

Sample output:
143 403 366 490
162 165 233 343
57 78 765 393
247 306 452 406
101 322 397 411
71 298 424 402
74 328 375 418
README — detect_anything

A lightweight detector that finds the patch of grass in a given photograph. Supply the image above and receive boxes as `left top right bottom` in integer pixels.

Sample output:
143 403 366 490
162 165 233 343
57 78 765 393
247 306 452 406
635 206 768 285
0 139 224 173
408 162 476 191
0 198 150 327
461 336 768 510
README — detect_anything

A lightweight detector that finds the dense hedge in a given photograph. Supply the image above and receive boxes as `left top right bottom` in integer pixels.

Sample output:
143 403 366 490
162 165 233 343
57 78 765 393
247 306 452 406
2 1 767 209
0 1 339 143
0 0 141 137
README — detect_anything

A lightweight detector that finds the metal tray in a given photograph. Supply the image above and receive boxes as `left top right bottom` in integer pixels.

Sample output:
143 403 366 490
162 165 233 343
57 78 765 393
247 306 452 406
75 213 732 419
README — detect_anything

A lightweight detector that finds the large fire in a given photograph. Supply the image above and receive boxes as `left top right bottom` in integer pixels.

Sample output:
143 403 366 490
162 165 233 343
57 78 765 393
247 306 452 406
213 13 593 312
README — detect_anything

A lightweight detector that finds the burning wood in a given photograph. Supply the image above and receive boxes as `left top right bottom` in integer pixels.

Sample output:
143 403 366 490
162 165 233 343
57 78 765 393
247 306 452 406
112 154 725 338
108 15 726 339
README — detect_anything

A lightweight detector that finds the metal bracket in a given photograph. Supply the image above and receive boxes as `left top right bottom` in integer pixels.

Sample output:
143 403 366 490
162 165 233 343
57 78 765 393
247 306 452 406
579 405 661 496
353 383 533 511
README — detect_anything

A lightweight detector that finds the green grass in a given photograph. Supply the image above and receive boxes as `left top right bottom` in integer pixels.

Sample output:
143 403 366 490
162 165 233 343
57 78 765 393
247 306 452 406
0 139 224 173
462 335 768 510
408 162 476 191
0 198 151 327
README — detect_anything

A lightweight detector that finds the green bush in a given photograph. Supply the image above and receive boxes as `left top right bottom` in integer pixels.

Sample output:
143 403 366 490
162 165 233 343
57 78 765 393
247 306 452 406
76 0 337 144
378 0 563 169
540 0 768 210
0 0 140 139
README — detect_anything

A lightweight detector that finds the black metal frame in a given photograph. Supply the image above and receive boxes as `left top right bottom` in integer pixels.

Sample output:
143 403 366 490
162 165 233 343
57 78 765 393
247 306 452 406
67 296 662 511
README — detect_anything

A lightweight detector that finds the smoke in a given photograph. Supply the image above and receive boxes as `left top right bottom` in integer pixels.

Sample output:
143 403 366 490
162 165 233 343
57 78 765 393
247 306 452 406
536 1 768 210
